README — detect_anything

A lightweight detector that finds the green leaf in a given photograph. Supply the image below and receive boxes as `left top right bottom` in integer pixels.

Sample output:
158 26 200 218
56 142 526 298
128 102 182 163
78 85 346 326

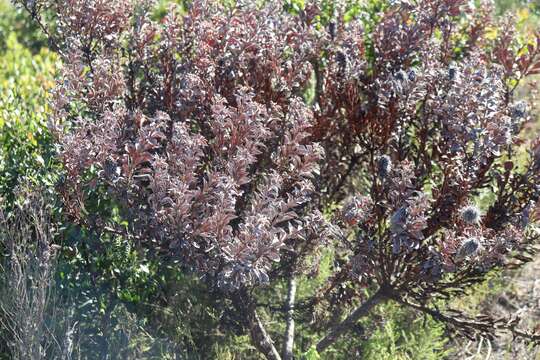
303 346 321 360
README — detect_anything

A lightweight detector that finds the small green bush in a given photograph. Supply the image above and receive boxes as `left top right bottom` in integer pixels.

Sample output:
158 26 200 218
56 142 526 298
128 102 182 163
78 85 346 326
361 303 450 360
0 0 48 52
0 26 58 203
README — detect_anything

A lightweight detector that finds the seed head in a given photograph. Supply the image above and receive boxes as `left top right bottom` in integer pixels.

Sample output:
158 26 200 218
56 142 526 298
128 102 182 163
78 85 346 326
520 200 535 229
408 69 416 82
456 237 481 260
448 66 457 81
389 206 408 234
460 205 481 225
377 155 392 178
510 100 527 119
395 70 407 81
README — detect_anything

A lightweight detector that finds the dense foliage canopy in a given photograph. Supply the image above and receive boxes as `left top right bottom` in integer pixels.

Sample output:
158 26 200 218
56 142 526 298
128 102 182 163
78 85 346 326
2 0 540 358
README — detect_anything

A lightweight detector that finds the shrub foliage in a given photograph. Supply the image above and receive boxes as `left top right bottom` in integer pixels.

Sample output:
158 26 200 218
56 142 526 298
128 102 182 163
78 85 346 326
12 0 540 358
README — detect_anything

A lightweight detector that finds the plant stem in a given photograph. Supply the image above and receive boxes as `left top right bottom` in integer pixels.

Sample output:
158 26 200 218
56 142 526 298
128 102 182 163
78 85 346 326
244 300 282 360
316 289 386 353
282 277 297 360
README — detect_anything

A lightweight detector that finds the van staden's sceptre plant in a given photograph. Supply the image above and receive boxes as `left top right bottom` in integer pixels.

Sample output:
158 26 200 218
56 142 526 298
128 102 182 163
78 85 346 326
15 0 540 358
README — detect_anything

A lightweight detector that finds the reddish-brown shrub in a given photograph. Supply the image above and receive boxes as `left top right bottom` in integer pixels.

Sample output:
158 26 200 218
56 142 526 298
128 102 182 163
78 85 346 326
16 0 540 357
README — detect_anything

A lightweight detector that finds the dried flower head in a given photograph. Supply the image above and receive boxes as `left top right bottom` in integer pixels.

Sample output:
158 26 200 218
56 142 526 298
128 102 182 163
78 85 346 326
448 65 458 81
377 155 392 178
389 206 408 234
408 69 417 82
455 237 482 260
460 205 481 225
510 100 528 119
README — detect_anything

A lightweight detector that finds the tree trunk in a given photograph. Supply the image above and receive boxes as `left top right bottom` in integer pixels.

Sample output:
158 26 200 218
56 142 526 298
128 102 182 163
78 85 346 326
316 289 386 353
282 277 297 360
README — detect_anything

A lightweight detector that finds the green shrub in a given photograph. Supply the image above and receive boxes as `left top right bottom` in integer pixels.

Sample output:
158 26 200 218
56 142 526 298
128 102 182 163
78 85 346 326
0 27 58 203
361 303 450 360
0 0 48 53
